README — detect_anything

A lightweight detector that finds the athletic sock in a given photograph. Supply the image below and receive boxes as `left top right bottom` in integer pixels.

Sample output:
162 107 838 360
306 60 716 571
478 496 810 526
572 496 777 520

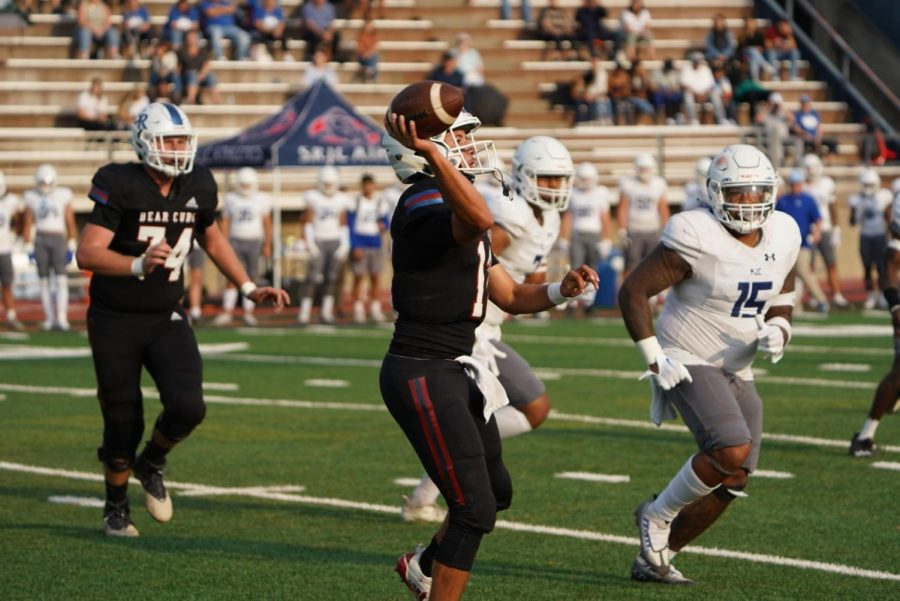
859 418 880 440
650 456 717 523
241 296 256 312
222 287 238 312
321 295 335 319
298 298 312 323
408 473 441 507
39 278 52 323
494 405 533 439
419 536 439 577
55 274 68 324
6 309 16 321
140 439 169 466
189 306 201 321
105 481 128 505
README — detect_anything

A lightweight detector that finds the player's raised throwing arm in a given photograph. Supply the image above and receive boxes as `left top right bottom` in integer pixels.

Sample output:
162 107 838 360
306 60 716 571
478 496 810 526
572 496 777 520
384 113 492 245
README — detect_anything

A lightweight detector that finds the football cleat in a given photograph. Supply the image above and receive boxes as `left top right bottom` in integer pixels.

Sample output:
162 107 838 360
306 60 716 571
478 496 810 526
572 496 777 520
395 544 432 601
6 318 24 331
831 293 849 308
241 313 258 327
848 433 876 458
104 500 140 538
133 454 173 523
401 496 447 523
631 554 693 584
635 498 672 576
55 321 71 332
212 313 233 326
41 320 54 331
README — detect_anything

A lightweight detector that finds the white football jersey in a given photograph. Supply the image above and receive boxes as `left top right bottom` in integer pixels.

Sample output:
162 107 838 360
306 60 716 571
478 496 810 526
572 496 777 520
568 185 610 234
658 210 801 380
681 180 708 211
890 192 900 236
379 183 406 225
349 194 386 237
303 189 351 241
0 192 21 253
619 175 667 233
480 193 561 338
221 191 272 240
849 190 892 237
474 177 506 209
22 187 72 235
804 176 836 230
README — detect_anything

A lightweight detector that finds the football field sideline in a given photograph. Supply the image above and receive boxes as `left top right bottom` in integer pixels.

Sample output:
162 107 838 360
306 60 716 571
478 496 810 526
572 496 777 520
1 459 898 583
2 381 898 455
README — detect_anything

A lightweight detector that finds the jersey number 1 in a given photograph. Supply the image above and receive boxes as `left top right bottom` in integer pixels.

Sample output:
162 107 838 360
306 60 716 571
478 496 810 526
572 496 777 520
137 226 193 282
471 239 490 319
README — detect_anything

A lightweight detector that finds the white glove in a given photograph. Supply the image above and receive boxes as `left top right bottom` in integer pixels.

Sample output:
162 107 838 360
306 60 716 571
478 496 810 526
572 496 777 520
639 351 693 391
618 228 630 251
306 240 321 258
557 238 570 253
597 238 613 260
830 226 841 248
335 243 350 261
472 335 507 376
755 314 785 364
303 223 320 258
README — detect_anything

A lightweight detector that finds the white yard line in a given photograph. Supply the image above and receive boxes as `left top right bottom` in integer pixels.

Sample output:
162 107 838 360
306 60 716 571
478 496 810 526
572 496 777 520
871 461 900 472
752 470 795 479
2 382 897 454
555 471 630 483
2 460 897 583
393 478 422 487
0 342 249 360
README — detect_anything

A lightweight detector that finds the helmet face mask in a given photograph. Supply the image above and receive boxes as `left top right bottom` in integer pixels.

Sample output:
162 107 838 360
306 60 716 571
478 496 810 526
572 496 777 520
235 167 258 194
434 110 499 177
317 165 340 194
859 168 880 196
35 163 57 194
635 153 656 183
706 144 778 235
132 102 197 178
511 136 574 211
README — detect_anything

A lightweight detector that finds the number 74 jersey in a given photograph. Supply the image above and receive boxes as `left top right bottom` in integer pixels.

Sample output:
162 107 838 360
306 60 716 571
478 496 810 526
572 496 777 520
657 209 801 380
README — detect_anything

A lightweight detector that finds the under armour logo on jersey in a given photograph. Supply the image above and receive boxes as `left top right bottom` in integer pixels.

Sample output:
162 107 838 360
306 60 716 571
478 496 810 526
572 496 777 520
185 197 198 209
765 253 775 261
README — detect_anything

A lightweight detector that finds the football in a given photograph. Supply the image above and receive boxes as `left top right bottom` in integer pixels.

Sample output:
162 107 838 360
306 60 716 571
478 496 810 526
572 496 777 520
387 80 464 139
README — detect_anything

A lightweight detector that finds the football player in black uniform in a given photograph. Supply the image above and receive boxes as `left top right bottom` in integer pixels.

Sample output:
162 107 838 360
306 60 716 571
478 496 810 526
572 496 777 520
76 102 289 537
381 112 598 601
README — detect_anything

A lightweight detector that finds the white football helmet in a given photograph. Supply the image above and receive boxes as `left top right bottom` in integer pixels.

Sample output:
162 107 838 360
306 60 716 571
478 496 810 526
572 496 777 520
695 156 712 179
706 144 778 234
35 164 57 194
802 153 823 182
434 110 499 177
317 165 340 194
235 167 258 193
635 153 657 183
132 102 197 178
511 135 575 211
382 132 452 184
575 162 598 190
859 168 881 195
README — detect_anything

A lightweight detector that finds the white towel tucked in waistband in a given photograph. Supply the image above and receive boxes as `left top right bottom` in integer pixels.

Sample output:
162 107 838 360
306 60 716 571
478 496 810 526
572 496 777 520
455 354 510 422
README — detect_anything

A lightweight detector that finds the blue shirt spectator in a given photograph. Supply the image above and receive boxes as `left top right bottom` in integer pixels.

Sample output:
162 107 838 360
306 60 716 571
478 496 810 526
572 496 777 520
426 51 464 88
164 0 200 48
300 0 340 60
776 172 821 249
200 0 251 60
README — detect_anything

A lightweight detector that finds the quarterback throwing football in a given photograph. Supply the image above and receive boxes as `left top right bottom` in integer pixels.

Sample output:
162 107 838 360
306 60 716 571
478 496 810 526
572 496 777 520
618 144 799 583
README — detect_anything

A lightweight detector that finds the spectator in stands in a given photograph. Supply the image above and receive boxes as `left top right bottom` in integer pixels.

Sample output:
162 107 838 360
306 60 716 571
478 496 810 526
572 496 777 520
252 0 288 62
201 0 251 60
76 77 115 130
738 16 775 81
766 19 800 81
426 51 464 88
500 0 531 25
354 18 379 82
620 0 654 61
574 0 621 60
710 61 735 124
179 30 222 104
164 0 200 50
452 33 485 87
627 60 655 124
75 0 120 60
537 0 577 61
116 84 149 128
148 39 182 102
792 94 837 157
732 60 769 122
755 92 796 167
607 61 630 125
301 0 341 61
121 0 154 59
649 58 683 125
680 51 715 125
705 14 735 63
302 46 338 88
571 57 611 124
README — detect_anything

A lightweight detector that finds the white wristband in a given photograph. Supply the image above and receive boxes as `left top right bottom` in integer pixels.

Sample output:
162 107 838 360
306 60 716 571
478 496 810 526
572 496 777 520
546 282 566 305
636 336 662 365
240 281 258 297
131 255 145 279
766 316 793 344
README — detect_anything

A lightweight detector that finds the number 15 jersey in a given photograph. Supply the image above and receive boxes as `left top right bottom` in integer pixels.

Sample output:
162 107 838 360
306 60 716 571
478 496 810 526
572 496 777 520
87 162 217 313
658 209 800 380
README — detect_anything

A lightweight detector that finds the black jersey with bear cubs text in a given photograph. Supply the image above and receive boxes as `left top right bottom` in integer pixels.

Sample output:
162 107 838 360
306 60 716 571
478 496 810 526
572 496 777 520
388 178 496 360
87 162 217 313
